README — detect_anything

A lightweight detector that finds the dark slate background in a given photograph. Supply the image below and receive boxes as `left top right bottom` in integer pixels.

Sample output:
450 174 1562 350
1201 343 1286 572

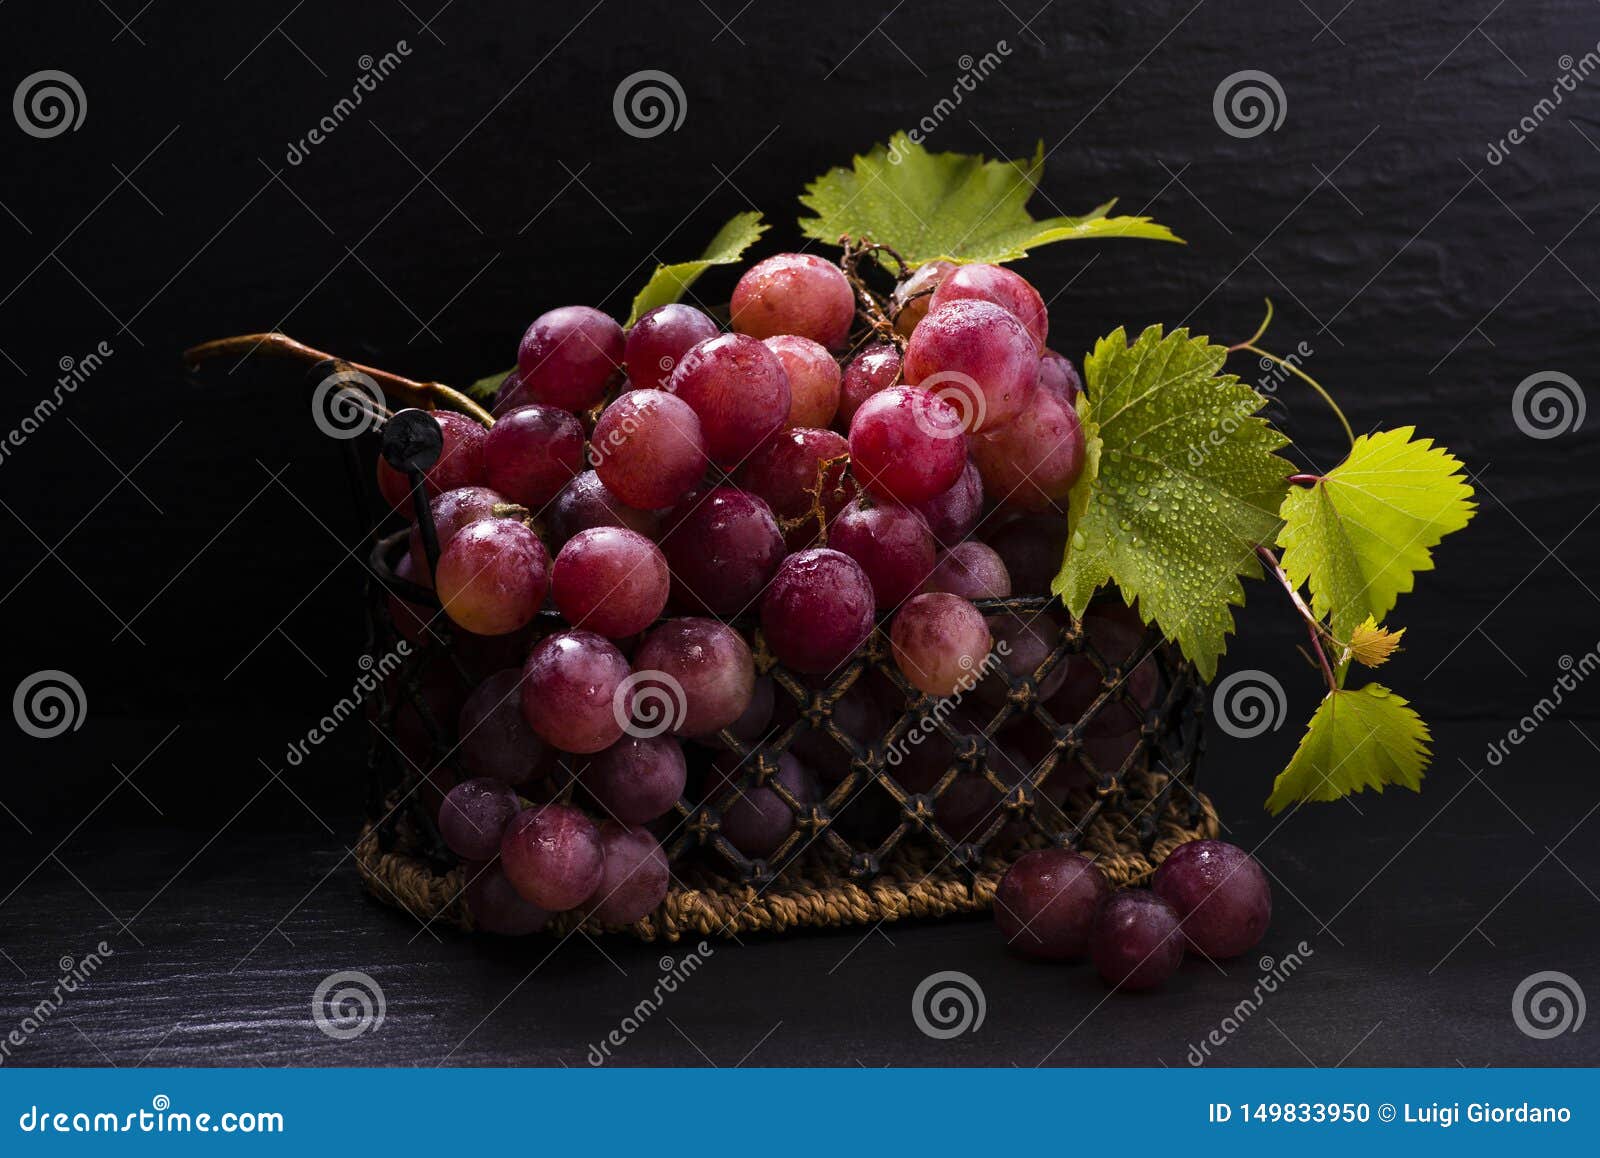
0 0 1596 1067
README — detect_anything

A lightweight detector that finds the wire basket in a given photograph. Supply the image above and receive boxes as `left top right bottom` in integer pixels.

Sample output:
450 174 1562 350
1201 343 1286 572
338 402 1216 942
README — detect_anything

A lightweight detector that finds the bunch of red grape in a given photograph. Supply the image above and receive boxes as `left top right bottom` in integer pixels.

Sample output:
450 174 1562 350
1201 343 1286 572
992 839 1271 990
377 252 1105 935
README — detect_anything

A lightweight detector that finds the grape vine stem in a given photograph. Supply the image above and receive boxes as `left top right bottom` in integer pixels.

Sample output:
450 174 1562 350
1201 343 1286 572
1227 299 1355 450
837 237 907 348
1256 544 1338 693
182 332 494 425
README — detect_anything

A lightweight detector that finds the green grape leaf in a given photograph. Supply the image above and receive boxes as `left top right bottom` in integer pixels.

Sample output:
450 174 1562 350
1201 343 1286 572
1052 325 1293 680
626 211 768 326
465 369 509 404
797 133 1182 266
1345 616 1405 668
1266 683 1431 813
1277 427 1476 642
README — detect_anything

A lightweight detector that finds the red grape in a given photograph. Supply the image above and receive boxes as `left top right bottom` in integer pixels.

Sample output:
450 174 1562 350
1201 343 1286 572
738 428 855 550
924 541 1011 601
492 370 526 416
516 305 624 412
848 385 968 505
376 411 488 512
465 860 550 935
660 486 785 616
667 333 791 466
1152 840 1271 959
551 526 669 638
929 262 1049 353
434 518 550 636
891 259 956 338
590 388 708 510
763 335 841 428
993 848 1108 960
1049 604 1158 736
828 495 937 608
911 459 983 548
482 404 584 508
548 470 661 546
787 678 887 784
731 253 855 349
1038 348 1081 401
581 735 686 824
586 822 670 924
439 777 521 861
521 630 631 753
837 342 902 428
890 593 993 697
1091 890 1185 989
696 674 776 749
903 299 1038 431
500 802 604 911
703 750 815 857
459 669 545 786
978 611 1068 706
408 485 505 579
934 773 1011 843
628 617 755 738
760 548 875 674
984 515 1069 594
970 384 1085 512
624 303 719 390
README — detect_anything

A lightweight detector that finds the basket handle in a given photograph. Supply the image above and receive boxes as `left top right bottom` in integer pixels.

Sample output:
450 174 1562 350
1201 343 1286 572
182 331 495 427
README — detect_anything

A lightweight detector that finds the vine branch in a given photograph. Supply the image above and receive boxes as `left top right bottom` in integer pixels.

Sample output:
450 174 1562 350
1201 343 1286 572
1256 544 1338 693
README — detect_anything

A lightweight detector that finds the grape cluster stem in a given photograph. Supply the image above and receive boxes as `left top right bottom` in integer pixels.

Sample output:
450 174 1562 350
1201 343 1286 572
837 236 909 349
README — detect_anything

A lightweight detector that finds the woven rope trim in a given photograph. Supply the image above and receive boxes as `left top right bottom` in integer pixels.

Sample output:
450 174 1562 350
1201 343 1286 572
355 776 1219 943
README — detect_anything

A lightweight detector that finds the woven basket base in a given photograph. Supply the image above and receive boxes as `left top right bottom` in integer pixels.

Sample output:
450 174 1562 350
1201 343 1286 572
355 775 1219 943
